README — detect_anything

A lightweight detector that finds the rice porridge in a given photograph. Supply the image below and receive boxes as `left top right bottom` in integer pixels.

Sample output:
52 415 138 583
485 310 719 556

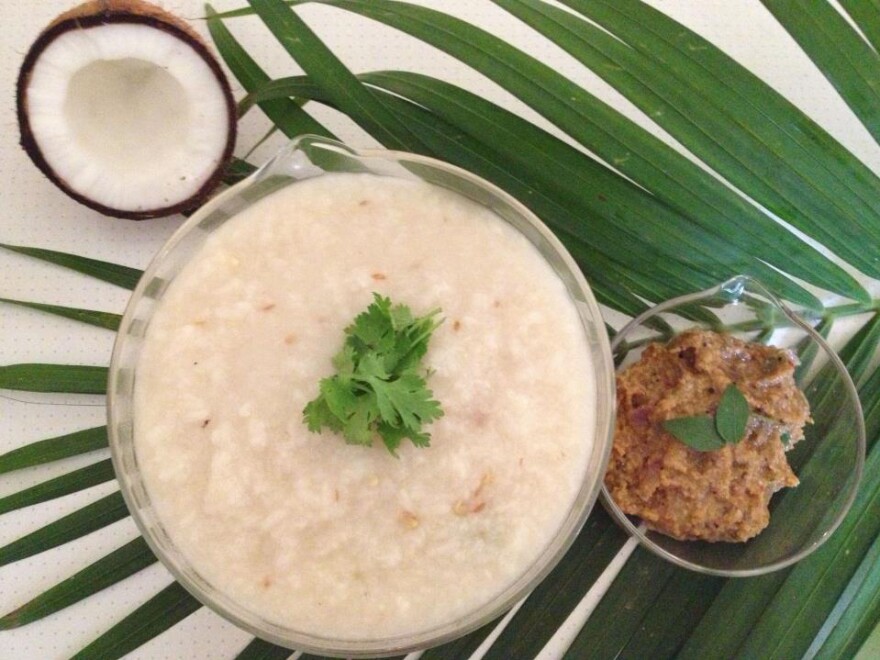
135 173 596 639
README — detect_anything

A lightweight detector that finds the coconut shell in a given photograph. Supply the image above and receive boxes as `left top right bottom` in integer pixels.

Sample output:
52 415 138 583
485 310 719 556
17 0 237 220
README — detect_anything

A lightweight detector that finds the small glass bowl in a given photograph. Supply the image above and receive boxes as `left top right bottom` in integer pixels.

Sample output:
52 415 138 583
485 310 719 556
603 276 865 577
107 135 615 656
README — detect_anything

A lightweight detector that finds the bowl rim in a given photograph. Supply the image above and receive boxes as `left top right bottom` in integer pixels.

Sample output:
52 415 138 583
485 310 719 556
106 135 617 655
601 275 866 578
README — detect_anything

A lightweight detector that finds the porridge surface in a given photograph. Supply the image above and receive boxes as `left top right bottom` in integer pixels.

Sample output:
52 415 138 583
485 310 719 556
135 173 596 639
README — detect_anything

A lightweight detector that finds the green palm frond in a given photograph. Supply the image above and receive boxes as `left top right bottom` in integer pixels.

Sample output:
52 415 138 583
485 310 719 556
0 492 128 568
70 582 201 660
259 0 873 300
234 638 294 660
840 0 880 52
552 0 880 277
0 364 108 394
761 0 880 142
0 426 107 474
0 459 115 515
205 4 334 139
0 298 121 330
4 0 880 657
0 244 142 289
0 538 156 630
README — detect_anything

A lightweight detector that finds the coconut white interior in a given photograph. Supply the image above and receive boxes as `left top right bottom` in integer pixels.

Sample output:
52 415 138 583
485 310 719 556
134 173 597 641
25 23 229 212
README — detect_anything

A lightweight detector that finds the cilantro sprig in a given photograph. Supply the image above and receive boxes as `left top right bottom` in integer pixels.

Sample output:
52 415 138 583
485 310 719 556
662 383 751 452
303 293 444 455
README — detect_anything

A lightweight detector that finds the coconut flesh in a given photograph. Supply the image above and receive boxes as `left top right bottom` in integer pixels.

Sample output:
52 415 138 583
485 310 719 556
18 2 236 219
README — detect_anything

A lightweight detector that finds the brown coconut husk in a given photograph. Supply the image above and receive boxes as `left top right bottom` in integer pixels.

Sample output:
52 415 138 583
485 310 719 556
17 0 237 220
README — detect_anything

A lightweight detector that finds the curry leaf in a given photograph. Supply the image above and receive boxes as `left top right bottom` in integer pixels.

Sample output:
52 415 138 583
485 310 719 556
663 416 727 452
716 384 751 444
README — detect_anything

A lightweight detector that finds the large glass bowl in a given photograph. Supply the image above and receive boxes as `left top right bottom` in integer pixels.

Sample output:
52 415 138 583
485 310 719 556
107 135 615 656
604 276 865 577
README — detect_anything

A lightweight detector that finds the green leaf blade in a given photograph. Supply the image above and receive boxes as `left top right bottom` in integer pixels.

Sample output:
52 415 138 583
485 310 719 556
0 244 142 290
70 582 201 660
0 364 108 394
839 0 880 54
235 638 293 660
496 0 878 293
0 492 129 568
0 459 115 516
716 384 750 444
357 70 823 310
205 4 334 139
482 507 629 659
662 416 726 451
761 0 880 144
0 426 108 475
300 0 869 301
0 298 121 331
250 72 723 308
0 538 156 630
812 527 880 658
556 0 880 284
246 0 425 152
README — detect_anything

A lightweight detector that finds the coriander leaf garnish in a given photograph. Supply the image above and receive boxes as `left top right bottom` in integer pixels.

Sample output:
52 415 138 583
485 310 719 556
303 293 443 455
662 383 750 452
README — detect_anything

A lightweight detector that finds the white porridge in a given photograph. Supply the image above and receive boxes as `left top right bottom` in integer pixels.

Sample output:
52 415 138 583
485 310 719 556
135 173 596 640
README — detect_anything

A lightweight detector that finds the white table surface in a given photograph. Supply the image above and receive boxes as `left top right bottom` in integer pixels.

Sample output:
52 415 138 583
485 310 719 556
2 1 879 658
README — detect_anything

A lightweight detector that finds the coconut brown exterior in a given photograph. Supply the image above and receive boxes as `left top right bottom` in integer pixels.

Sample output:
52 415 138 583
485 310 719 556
16 0 237 220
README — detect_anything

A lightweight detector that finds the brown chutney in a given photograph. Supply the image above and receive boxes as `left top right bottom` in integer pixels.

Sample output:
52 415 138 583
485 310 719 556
605 329 811 542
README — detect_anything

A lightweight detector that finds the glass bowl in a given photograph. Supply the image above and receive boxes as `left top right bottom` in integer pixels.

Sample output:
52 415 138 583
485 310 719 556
604 276 865 577
107 135 615 656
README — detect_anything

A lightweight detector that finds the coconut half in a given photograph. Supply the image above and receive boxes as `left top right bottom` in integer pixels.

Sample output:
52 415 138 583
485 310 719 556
17 0 236 219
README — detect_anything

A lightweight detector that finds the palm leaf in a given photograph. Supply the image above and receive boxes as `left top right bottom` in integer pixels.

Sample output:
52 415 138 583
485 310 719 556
0 459 115 515
0 426 107 474
678 339 880 658
813 525 880 658
249 0 871 304
0 243 142 289
205 4 334 139
70 582 201 660
839 0 880 53
0 364 107 394
0 491 129 568
568 548 715 658
238 74 655 315
0 538 156 630
235 638 293 660
420 618 504 660
225 157 259 186
247 0 426 151
4 1 880 657
242 74 711 307
509 0 880 285
0 298 121 330
482 508 627 658
557 0 880 249
760 0 880 143
358 71 825 310
243 71 821 310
